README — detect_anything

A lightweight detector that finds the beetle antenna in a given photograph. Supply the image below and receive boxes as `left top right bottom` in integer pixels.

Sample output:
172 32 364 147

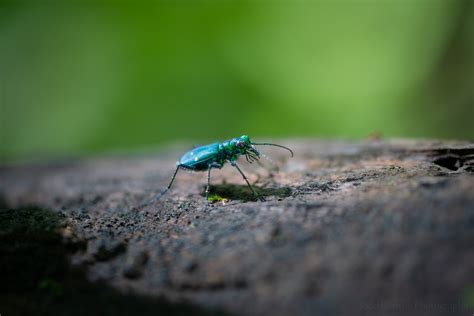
251 143 294 157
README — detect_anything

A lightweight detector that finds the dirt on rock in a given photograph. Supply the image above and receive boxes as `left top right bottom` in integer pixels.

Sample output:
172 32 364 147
1 139 474 316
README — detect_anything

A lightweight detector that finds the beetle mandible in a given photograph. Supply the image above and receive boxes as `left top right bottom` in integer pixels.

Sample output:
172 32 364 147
143 135 293 204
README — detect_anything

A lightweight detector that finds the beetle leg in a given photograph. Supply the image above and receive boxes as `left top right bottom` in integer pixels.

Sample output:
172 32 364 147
140 166 180 207
205 166 212 200
230 161 265 202
205 162 222 202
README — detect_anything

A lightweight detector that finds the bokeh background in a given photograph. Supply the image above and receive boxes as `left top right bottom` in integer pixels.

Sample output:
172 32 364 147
1 0 473 163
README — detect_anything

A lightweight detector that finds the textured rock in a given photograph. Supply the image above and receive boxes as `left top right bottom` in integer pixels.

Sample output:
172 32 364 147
1 139 474 316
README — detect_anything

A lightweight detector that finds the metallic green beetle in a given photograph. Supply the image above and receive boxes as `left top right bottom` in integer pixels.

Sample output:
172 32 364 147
145 135 293 204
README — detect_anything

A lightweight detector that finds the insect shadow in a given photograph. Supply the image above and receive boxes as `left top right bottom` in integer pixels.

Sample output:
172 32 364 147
203 184 292 202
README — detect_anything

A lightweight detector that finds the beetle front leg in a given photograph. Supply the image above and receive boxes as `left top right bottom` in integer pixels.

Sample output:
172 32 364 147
230 161 265 202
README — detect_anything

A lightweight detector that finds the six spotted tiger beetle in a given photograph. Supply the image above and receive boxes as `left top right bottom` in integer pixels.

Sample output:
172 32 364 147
142 135 293 205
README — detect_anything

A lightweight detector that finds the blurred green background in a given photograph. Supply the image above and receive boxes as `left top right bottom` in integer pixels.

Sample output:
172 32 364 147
1 0 473 163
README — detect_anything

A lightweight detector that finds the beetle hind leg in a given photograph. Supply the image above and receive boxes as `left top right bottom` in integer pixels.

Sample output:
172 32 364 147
138 166 181 208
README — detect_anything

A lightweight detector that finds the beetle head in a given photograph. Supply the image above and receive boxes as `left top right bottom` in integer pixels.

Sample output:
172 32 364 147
235 135 251 148
231 135 259 156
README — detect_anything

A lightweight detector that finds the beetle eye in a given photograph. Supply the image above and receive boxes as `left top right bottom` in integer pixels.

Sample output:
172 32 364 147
237 141 244 148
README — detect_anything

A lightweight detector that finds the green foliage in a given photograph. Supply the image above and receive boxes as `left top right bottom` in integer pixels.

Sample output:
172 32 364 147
1 1 473 162
207 194 229 204
464 285 474 308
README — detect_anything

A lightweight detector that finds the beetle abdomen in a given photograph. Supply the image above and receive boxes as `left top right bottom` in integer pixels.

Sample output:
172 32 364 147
178 143 221 171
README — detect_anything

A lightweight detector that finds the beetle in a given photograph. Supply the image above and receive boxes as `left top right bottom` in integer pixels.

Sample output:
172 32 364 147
143 135 293 205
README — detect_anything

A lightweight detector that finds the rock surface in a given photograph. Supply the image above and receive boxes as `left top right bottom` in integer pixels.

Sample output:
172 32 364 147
1 139 474 316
